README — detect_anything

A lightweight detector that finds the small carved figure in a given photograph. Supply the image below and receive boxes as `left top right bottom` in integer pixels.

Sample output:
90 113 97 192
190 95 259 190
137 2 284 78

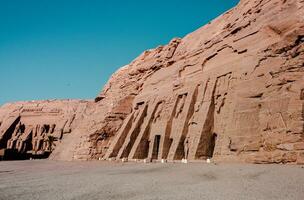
39 125 46 136
184 136 190 160
50 124 56 133
153 103 163 123
13 122 22 136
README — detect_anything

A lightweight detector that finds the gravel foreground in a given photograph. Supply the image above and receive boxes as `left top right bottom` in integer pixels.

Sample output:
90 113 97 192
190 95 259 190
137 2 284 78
0 160 303 200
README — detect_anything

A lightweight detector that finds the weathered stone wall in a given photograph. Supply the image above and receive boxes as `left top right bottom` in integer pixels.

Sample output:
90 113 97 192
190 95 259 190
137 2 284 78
0 100 89 160
101 0 304 164
1 0 303 164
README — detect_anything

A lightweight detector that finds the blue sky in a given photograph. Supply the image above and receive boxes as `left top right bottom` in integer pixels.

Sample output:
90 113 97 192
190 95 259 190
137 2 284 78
0 0 239 105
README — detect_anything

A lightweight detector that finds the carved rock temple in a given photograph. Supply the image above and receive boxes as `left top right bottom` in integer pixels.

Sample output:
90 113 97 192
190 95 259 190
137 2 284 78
1 0 304 164
0 100 89 160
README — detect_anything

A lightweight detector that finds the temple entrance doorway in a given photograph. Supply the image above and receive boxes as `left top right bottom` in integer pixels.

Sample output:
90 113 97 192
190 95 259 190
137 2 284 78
152 135 161 160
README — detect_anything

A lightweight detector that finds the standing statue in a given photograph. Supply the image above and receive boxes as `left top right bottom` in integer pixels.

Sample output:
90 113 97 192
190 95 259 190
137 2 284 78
184 136 190 160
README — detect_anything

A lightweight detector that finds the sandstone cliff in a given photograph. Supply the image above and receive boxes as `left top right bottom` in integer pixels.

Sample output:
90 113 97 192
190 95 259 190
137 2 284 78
0 100 90 159
1 0 304 164
94 0 304 164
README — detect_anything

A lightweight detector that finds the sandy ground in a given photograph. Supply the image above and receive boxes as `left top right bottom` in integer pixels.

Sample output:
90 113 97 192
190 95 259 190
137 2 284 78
0 160 303 200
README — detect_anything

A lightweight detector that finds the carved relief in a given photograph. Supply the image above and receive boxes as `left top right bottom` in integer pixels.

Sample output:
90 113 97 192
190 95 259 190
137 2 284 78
166 89 197 160
214 73 232 114
186 79 217 160
0 101 84 160
2 0 304 164
117 102 148 159
129 100 165 159
104 101 149 159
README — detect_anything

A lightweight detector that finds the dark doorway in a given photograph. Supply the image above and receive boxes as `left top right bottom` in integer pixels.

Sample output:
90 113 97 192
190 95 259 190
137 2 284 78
209 133 217 157
152 135 161 160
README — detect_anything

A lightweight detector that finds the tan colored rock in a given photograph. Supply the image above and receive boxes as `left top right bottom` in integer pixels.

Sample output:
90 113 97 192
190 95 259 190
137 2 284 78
294 143 304 150
297 152 304 164
0 100 90 159
100 0 304 164
1 0 304 164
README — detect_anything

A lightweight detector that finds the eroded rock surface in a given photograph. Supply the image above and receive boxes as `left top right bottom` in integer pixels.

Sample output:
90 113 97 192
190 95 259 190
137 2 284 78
1 0 304 164
96 0 304 164
0 100 90 160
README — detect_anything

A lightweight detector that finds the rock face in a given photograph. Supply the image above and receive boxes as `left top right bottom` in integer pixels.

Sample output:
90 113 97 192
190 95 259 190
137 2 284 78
1 0 304 164
0 100 90 160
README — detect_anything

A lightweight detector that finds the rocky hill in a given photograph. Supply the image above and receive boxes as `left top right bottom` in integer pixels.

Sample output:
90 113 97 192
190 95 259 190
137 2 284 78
1 0 304 164
0 100 90 159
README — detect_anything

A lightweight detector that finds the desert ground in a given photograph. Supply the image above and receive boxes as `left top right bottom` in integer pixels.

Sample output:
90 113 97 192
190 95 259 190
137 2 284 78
0 160 303 200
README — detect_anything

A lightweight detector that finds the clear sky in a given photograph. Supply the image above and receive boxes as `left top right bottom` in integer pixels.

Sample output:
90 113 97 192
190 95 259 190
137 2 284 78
0 0 239 106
